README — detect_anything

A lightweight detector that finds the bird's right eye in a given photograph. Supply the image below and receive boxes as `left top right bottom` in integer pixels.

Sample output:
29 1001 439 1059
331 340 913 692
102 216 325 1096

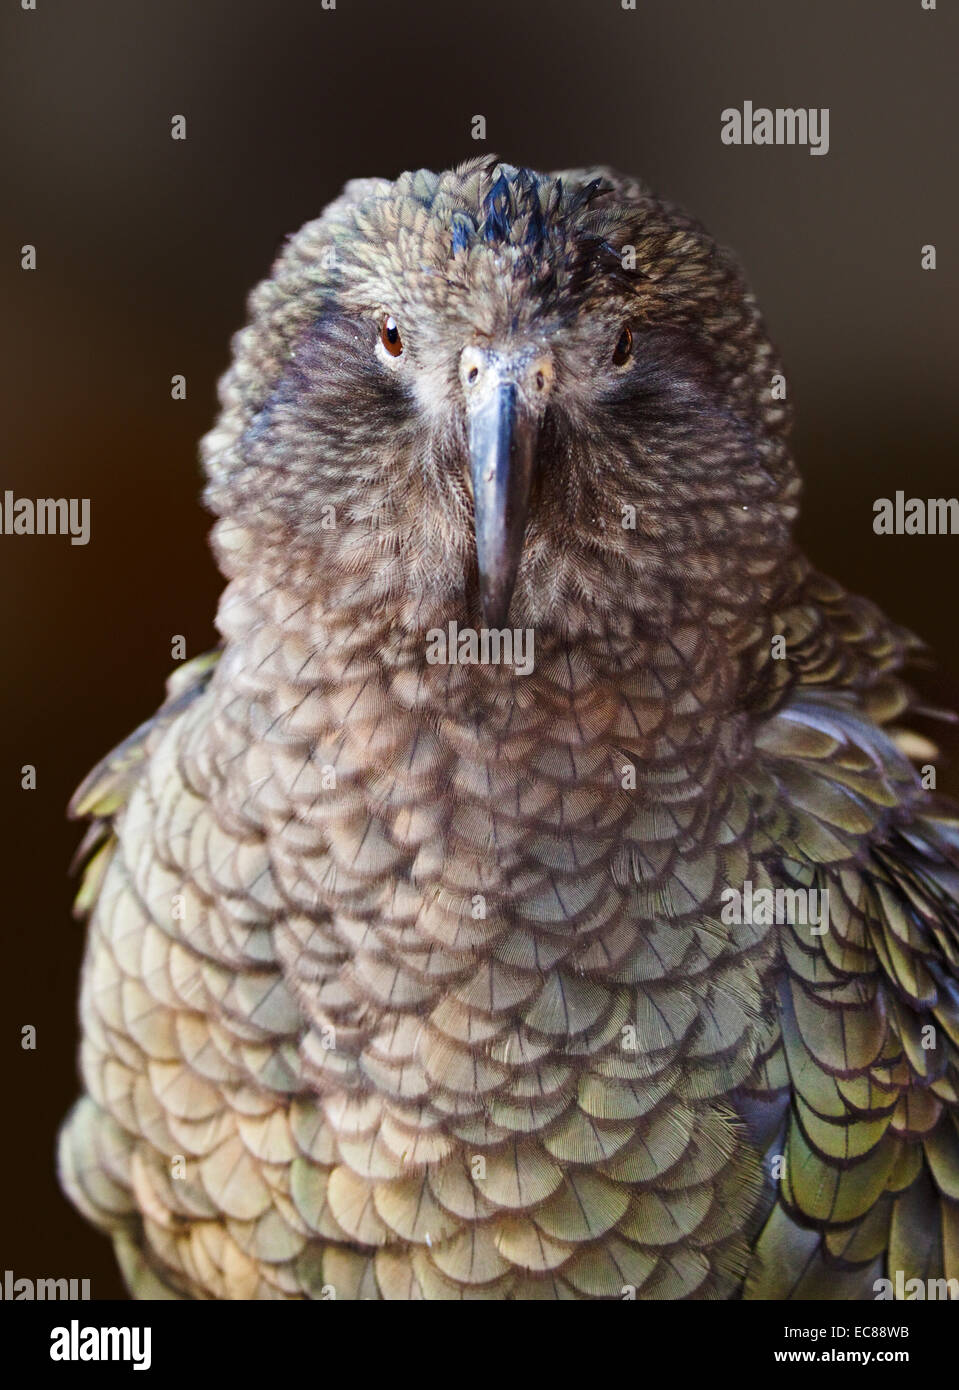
612 325 633 366
381 315 404 357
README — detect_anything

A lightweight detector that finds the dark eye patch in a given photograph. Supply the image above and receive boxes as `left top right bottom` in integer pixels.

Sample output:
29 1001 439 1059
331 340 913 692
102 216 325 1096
242 307 415 463
600 327 755 469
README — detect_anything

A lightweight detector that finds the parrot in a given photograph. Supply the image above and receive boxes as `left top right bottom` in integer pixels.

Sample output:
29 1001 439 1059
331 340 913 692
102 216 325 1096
59 158 959 1300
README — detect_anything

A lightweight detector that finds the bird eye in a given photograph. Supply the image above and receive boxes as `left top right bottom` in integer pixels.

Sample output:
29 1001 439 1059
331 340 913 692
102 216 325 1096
380 315 403 357
612 325 633 366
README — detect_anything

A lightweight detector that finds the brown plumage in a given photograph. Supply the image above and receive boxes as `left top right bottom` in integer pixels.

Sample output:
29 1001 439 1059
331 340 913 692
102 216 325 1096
60 158 959 1299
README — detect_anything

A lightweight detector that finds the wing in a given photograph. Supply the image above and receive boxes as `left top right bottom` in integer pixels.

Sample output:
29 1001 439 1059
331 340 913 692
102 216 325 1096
739 681 959 1298
69 651 221 913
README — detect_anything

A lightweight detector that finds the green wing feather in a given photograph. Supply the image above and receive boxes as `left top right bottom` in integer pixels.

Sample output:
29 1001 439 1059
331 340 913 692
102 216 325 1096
70 651 221 914
743 677 959 1299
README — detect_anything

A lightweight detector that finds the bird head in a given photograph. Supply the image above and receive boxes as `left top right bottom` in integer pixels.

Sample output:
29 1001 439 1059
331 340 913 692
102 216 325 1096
203 159 798 642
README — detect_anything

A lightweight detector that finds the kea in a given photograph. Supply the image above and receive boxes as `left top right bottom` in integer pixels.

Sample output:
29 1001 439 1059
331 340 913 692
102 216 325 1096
60 158 959 1301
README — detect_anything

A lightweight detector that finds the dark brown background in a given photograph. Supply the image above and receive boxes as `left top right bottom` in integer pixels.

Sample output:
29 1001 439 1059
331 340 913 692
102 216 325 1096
1 0 955 1298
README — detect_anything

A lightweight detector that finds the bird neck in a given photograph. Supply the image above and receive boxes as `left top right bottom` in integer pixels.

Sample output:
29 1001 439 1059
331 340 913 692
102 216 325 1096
210 555 763 870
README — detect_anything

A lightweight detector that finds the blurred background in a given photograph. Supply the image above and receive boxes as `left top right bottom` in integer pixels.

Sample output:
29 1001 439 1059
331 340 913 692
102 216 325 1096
1 0 955 1297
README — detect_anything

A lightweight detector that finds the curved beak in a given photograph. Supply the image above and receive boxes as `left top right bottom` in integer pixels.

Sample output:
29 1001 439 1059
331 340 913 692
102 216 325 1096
464 349 551 627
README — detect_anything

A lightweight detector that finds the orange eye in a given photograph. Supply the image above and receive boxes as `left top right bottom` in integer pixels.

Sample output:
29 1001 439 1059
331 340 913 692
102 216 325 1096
612 324 632 365
381 315 403 357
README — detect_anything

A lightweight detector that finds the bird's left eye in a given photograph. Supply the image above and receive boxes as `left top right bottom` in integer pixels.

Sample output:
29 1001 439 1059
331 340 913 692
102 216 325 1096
381 315 403 357
612 325 633 365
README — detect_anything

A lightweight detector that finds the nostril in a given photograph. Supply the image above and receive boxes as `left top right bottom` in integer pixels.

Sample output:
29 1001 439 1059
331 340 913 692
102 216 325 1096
535 371 545 392
468 366 479 384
